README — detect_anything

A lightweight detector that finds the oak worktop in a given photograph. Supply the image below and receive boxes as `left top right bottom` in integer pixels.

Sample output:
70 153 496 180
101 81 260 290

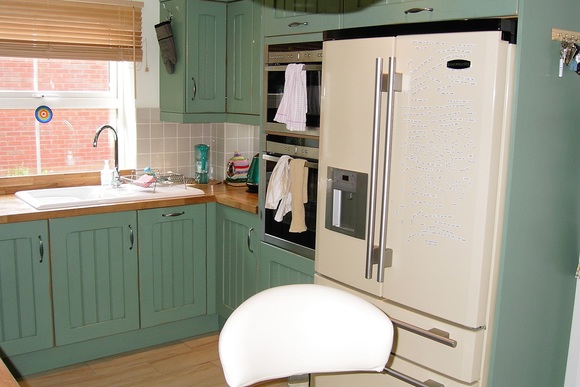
0 176 258 224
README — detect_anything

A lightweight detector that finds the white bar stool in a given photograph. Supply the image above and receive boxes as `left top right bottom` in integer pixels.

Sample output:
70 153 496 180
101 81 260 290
219 284 394 387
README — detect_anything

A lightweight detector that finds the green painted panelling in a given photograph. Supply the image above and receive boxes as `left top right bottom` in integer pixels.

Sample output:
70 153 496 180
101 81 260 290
50 212 139 346
138 205 207 328
0 221 52 357
486 0 580 386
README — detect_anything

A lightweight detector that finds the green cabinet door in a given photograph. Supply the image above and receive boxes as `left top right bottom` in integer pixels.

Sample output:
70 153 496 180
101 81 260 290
138 205 207 328
216 205 259 320
159 0 227 122
263 0 341 36
0 221 53 357
226 0 262 119
343 0 518 29
259 242 314 290
50 212 139 346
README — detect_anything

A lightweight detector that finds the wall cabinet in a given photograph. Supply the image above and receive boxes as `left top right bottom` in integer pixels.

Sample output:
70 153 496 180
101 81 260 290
159 0 227 122
159 0 261 124
227 0 262 120
50 212 140 346
342 0 518 29
0 221 53 357
138 205 207 328
259 242 314 290
216 205 259 321
263 0 341 36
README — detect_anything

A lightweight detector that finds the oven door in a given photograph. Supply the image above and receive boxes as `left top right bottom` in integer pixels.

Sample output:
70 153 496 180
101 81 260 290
264 64 322 138
262 154 318 260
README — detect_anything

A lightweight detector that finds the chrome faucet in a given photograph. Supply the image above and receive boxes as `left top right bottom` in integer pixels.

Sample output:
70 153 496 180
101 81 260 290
93 125 119 183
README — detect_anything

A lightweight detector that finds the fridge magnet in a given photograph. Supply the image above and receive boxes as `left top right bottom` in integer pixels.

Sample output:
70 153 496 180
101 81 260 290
35 105 53 123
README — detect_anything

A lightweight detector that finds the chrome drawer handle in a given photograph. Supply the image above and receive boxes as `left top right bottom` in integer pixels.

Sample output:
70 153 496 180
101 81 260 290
404 7 434 14
162 211 185 217
390 317 457 348
288 21 308 27
384 367 445 387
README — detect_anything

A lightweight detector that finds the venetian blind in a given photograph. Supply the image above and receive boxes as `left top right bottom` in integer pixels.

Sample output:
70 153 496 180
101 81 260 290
0 0 143 62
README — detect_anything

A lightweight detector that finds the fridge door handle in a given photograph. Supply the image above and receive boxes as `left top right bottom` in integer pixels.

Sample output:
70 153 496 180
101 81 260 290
377 57 399 283
365 57 385 280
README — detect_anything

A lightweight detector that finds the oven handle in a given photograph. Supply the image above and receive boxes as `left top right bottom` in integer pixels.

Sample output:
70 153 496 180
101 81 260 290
265 64 323 72
262 154 318 169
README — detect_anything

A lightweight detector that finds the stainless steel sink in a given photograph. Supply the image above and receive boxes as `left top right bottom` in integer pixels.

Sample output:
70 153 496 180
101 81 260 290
15 184 205 210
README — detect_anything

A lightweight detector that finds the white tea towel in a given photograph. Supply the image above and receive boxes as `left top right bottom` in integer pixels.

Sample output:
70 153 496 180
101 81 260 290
274 63 307 131
289 159 308 233
265 155 292 222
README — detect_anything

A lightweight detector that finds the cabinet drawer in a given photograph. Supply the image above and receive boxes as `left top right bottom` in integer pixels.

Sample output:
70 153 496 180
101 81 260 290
316 275 487 384
313 355 480 387
263 0 341 36
343 0 518 29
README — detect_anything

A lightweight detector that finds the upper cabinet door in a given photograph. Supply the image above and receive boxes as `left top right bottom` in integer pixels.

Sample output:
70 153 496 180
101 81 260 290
343 0 518 29
263 0 341 36
226 0 261 117
159 0 226 121
187 2 227 114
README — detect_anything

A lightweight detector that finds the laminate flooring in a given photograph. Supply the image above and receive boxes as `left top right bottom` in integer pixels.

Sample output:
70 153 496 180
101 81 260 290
17 334 287 387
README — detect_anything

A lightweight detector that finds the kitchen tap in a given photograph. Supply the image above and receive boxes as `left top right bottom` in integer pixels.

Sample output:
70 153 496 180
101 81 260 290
93 125 119 184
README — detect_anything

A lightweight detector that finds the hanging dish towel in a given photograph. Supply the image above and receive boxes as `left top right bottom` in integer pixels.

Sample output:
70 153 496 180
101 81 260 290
265 155 292 222
289 159 308 233
274 63 307 131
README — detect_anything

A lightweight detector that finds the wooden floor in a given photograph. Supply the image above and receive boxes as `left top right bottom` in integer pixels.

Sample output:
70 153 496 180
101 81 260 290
17 334 287 387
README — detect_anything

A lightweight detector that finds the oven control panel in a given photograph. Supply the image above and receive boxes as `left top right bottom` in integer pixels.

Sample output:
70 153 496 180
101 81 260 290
266 141 319 160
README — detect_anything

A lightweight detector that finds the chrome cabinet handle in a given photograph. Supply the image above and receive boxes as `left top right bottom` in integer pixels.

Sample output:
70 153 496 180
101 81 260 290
384 367 444 387
191 77 197 101
247 227 254 253
288 21 308 27
128 224 134 250
365 58 384 280
162 211 185 217
390 317 458 348
38 235 44 263
404 7 434 14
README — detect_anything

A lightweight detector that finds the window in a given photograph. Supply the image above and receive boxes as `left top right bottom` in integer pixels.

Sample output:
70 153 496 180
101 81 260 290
0 0 142 177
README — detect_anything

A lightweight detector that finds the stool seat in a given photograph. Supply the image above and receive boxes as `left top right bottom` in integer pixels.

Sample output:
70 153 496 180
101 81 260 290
219 284 394 387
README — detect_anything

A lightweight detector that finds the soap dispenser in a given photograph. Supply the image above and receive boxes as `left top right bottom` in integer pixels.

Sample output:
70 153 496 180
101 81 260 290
100 160 113 186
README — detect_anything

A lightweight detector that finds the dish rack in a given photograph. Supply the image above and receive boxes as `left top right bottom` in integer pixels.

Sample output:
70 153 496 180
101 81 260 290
120 169 187 192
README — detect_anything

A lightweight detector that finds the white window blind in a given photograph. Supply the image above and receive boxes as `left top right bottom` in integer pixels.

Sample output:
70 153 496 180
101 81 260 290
0 0 143 62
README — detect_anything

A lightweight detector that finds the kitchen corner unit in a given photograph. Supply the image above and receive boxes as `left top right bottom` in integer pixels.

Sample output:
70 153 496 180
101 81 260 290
159 0 227 123
159 0 262 125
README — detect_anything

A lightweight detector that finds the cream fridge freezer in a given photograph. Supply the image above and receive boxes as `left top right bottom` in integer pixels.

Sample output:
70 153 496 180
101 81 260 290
314 19 516 387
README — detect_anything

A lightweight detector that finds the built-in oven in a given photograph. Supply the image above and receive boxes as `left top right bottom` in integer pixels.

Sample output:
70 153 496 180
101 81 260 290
264 42 323 137
260 134 319 260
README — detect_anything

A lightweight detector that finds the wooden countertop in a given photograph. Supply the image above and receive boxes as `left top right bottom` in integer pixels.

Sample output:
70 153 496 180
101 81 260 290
0 358 18 387
0 178 258 224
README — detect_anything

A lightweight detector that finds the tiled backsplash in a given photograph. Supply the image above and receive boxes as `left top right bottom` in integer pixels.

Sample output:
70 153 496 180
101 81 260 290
136 108 259 180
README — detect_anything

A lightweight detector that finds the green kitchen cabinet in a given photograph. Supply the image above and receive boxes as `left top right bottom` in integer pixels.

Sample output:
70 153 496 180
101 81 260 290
0 221 53 357
50 212 139 346
259 242 314 290
342 0 518 29
216 205 259 321
159 0 227 123
226 0 262 122
263 0 341 37
138 205 208 328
